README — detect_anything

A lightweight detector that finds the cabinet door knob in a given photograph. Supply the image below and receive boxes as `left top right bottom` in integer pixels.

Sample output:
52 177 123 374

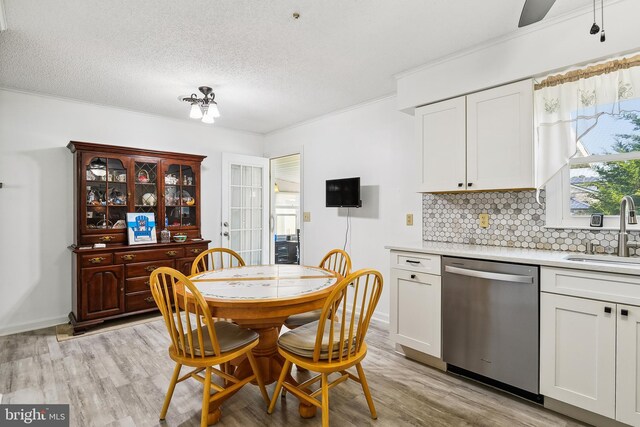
145 266 158 273
458 183 463 187
89 257 106 264
621 309 629 317
468 182 473 187
410 274 417 279
604 306 612 314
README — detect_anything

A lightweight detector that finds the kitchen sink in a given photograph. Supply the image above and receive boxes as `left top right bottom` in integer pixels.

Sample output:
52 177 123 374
564 254 640 267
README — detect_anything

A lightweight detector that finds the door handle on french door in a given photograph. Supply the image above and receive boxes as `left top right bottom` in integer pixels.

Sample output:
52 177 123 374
223 221 229 227
223 231 229 237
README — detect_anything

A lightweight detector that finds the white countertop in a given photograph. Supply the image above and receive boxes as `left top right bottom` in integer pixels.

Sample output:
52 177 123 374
385 241 640 276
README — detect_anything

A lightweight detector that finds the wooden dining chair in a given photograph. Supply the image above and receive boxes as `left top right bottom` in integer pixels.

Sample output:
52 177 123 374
191 247 245 275
149 267 269 427
283 249 352 330
268 269 383 427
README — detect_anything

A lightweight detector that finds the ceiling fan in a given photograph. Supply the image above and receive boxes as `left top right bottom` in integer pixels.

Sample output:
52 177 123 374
518 0 556 27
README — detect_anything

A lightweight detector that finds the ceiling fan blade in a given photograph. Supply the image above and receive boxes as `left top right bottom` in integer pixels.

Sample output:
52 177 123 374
518 0 556 27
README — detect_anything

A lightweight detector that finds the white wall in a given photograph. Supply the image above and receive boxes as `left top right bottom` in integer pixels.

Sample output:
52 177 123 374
397 0 640 112
0 89 264 335
264 97 423 324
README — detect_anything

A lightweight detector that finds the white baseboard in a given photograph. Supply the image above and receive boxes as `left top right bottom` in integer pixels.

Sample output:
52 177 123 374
0 315 68 337
371 312 389 328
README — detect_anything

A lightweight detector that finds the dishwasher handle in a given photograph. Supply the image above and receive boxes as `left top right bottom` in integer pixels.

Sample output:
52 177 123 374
444 265 534 284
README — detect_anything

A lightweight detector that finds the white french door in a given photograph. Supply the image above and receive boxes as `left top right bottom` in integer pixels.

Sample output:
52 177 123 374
221 153 269 265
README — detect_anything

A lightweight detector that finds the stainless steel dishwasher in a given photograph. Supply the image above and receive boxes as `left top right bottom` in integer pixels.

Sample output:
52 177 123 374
442 256 540 397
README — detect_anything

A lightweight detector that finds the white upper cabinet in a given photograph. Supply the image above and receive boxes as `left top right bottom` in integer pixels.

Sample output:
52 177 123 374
417 97 466 193
467 79 534 190
418 79 534 193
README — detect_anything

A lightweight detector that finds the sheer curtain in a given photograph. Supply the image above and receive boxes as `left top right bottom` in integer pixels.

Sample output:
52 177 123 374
535 54 640 192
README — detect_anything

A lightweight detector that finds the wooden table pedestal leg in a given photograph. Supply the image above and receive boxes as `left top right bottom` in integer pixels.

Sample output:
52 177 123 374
207 326 294 423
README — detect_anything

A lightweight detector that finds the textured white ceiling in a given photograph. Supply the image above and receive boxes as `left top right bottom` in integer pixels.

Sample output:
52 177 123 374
0 0 595 134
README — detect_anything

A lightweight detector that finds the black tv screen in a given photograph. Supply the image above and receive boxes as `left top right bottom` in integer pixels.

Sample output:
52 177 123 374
326 177 361 207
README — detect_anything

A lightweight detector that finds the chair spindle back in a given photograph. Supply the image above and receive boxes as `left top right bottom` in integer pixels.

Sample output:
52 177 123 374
191 248 245 275
313 269 383 363
150 267 222 359
319 249 352 278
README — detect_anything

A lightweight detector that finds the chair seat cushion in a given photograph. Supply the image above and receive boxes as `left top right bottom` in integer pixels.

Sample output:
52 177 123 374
284 309 322 329
278 319 353 360
181 321 258 356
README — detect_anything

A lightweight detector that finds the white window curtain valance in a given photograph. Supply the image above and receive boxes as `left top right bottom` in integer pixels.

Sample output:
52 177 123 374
534 54 640 192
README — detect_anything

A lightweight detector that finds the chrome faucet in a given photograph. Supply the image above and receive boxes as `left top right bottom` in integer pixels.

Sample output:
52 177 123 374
618 195 639 257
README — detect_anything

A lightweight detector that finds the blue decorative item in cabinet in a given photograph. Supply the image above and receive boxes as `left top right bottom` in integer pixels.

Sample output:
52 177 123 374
127 212 157 245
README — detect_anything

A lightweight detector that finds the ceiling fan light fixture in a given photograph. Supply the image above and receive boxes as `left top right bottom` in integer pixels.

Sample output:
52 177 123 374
209 102 220 118
179 86 220 124
201 106 215 124
189 102 203 119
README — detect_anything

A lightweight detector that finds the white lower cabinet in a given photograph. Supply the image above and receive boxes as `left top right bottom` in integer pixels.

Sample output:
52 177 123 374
541 267 640 425
617 304 640 426
389 251 441 358
540 292 616 418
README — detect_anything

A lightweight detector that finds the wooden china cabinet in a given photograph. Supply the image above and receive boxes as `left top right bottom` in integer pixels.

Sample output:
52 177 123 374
67 141 210 334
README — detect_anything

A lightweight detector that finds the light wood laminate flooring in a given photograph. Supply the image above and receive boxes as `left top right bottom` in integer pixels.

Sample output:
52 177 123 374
0 320 585 427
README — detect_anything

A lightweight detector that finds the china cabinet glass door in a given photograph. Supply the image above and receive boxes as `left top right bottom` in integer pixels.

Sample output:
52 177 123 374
164 163 197 229
134 161 158 217
85 157 128 231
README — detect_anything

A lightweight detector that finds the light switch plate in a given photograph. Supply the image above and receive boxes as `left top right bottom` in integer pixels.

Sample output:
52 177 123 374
406 214 413 226
303 212 311 222
479 213 489 228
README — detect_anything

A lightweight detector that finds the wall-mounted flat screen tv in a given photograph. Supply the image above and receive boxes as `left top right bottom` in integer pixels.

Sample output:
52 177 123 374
326 177 361 208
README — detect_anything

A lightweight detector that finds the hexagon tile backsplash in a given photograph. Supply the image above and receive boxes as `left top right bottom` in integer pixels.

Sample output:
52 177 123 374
422 190 640 254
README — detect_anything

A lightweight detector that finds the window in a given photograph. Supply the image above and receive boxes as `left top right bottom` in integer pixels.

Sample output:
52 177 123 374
546 103 640 228
537 54 640 229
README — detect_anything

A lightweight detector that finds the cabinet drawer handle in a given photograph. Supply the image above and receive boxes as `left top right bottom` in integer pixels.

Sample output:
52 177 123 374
604 306 612 314
89 257 106 264
467 182 473 187
405 260 420 265
144 280 150 286
145 296 155 303
410 274 417 279
621 309 629 317
99 236 113 242
145 266 158 273
121 254 136 261
190 248 203 254
166 250 178 257
458 183 463 187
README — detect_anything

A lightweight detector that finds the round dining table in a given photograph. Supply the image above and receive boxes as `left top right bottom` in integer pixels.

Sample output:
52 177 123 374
188 264 341 422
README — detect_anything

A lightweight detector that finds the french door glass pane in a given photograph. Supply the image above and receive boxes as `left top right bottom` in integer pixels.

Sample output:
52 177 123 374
231 165 241 185
252 167 262 187
230 208 241 229
231 187 241 207
230 231 240 249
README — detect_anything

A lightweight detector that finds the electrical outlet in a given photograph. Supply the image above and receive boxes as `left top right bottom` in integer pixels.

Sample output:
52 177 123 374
406 214 413 226
479 213 489 229
303 212 311 222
